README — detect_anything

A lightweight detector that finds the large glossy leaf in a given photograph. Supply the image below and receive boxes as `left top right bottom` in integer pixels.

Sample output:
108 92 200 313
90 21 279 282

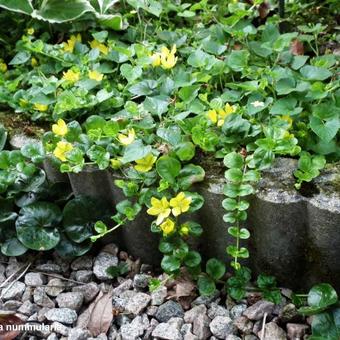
56 235 92 258
34 0 94 23
310 309 340 340
63 196 109 243
0 0 33 14
15 202 62 250
299 283 338 315
1 238 27 256
156 156 181 184
16 202 62 229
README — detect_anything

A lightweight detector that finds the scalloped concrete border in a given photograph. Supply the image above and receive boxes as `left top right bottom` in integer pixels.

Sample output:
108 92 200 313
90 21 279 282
9 135 340 289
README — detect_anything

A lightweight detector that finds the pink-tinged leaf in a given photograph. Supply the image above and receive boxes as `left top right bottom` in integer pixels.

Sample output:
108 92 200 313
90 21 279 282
291 40 304 56
0 312 24 340
87 291 113 336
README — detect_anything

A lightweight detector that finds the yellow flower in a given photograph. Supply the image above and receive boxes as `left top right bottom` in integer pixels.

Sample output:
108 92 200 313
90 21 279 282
90 40 109 55
224 103 235 115
34 103 48 112
207 109 217 124
160 45 177 69
147 197 171 225
0 62 7 73
207 103 235 127
27 28 34 35
151 53 161 67
64 34 81 53
110 159 122 169
53 141 73 162
170 192 192 217
88 70 103 82
31 57 38 67
62 69 80 83
179 224 190 236
134 154 157 173
118 129 135 145
160 218 175 235
52 119 68 137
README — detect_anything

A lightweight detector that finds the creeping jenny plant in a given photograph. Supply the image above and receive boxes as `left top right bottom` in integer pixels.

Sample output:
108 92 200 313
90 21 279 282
0 0 339 317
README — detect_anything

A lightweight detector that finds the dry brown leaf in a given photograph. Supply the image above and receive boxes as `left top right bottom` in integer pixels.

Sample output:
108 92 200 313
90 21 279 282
290 40 304 56
76 291 104 329
0 312 24 340
259 3 269 19
126 258 141 278
175 279 196 299
87 290 113 337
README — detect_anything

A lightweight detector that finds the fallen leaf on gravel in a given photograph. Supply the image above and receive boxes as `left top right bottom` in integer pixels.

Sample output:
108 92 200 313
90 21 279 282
0 312 24 340
76 291 104 329
175 279 196 299
87 290 113 336
126 258 141 278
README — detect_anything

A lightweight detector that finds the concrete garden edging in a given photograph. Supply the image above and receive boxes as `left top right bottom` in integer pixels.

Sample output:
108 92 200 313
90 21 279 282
9 135 340 290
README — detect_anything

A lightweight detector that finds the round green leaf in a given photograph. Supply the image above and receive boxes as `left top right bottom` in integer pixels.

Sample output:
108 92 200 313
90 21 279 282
308 283 338 309
1 238 27 256
56 235 92 258
197 275 216 296
156 156 181 184
224 152 244 169
175 142 195 161
16 224 60 251
161 255 181 273
206 258 226 281
159 240 174 254
184 251 201 267
16 202 62 229
63 196 109 243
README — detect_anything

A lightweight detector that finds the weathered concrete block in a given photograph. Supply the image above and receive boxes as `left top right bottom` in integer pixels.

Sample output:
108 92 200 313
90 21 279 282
68 166 116 208
43 157 69 184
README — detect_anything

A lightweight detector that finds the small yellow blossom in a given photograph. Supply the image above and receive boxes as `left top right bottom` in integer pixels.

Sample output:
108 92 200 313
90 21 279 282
118 129 135 145
88 70 103 82
64 34 81 53
31 57 38 67
53 141 73 162
179 224 190 236
207 103 236 127
151 53 161 67
90 40 109 55
27 28 34 35
134 154 157 173
0 62 7 73
160 218 175 235
52 119 68 137
170 192 191 217
110 159 122 169
34 103 48 112
151 45 177 69
147 197 171 225
62 69 80 83
160 45 177 69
